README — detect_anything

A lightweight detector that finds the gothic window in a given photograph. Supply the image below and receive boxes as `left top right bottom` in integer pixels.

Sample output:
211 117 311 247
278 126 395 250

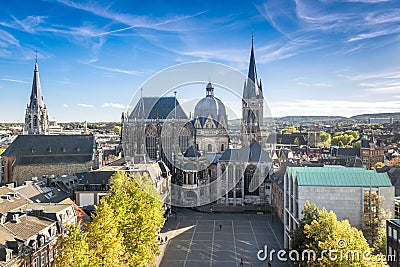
244 165 260 196
208 144 213 152
221 144 225 151
33 115 38 127
145 125 157 160
178 125 192 153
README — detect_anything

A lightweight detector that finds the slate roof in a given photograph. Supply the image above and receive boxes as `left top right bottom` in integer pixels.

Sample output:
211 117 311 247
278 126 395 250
219 141 272 163
129 97 188 120
333 148 361 157
287 167 392 187
3 214 55 241
184 145 201 158
275 134 307 146
2 134 95 159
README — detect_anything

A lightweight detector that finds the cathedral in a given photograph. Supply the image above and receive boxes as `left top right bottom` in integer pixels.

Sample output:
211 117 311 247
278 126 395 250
122 38 273 207
23 59 49 135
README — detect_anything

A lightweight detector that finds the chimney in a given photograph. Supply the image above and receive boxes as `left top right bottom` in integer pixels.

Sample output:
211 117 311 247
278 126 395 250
12 214 20 223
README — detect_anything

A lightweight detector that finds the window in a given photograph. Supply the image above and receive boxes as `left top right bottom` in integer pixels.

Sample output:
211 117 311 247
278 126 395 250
394 229 397 240
41 252 47 267
32 257 39 267
49 250 54 262
208 144 212 152
221 144 225 151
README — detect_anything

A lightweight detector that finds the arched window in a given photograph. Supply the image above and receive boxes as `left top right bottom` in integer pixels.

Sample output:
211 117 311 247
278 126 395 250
221 144 225 151
178 125 192 153
207 144 212 152
244 165 260 196
145 125 157 160
33 115 38 127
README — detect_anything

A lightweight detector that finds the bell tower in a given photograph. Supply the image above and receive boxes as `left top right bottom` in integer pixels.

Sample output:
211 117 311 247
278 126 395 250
23 56 49 135
242 34 263 145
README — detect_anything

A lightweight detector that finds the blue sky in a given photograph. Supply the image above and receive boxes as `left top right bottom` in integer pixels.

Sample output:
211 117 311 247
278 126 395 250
0 0 399 122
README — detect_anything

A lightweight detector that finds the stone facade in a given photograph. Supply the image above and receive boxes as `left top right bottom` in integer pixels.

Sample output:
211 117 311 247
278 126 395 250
11 161 95 185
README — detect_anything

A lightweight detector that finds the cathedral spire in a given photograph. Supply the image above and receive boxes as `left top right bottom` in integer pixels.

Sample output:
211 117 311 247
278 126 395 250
24 57 49 135
243 33 263 100
30 57 44 109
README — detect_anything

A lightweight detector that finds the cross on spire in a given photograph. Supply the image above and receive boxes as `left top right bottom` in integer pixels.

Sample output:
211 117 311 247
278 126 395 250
35 50 38 63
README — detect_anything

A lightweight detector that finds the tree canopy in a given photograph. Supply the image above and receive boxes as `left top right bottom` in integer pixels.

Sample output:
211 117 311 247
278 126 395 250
319 131 331 147
56 172 165 267
331 130 360 147
290 201 388 267
279 126 300 134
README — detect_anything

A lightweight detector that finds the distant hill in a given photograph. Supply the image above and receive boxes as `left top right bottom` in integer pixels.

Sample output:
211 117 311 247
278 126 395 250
350 112 400 121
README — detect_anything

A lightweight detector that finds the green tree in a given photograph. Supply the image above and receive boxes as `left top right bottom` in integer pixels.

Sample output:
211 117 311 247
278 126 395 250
291 201 388 266
57 172 165 267
372 162 385 170
363 191 392 254
354 140 361 148
279 126 300 134
105 172 165 267
113 125 121 134
87 199 126 267
320 131 331 147
56 224 89 267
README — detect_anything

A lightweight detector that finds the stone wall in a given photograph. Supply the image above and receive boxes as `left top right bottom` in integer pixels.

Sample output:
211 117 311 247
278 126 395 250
12 161 95 185
298 186 364 227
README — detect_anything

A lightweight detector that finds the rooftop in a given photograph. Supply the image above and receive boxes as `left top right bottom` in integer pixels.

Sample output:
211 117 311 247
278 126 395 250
286 167 392 187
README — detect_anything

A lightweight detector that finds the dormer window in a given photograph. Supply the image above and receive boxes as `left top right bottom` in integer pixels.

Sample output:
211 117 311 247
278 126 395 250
61 147 67 152
47 147 52 152
76 147 80 152
32 147 36 153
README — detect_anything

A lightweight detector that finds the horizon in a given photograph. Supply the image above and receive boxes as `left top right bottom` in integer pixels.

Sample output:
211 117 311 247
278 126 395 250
1 0 400 122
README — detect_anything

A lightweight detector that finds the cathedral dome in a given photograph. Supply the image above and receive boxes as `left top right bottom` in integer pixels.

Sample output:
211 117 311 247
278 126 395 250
194 82 227 127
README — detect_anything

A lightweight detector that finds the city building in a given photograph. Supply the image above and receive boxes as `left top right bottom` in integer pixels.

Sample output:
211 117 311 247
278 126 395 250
360 137 385 169
23 59 49 135
1 135 98 184
284 166 394 249
0 185 76 267
386 219 400 266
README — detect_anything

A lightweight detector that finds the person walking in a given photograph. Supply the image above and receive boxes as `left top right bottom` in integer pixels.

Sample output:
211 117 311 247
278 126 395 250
240 257 243 266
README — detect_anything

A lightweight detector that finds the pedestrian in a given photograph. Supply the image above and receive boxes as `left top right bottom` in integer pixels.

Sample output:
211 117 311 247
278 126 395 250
240 257 243 266
219 224 222 231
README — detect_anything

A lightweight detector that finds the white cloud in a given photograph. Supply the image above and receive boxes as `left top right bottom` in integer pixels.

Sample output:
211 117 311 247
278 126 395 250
102 102 128 109
77 103 95 108
0 78 29 83
89 64 143 75
63 104 68 107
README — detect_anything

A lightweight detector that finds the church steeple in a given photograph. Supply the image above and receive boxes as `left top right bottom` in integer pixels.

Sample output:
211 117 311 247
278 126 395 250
243 33 263 100
24 57 49 135
29 57 44 110
242 33 264 146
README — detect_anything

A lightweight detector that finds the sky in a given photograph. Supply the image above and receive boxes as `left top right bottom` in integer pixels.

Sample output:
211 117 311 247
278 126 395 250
0 0 399 122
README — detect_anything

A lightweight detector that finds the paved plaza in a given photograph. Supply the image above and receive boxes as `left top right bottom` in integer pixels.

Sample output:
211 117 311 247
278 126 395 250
159 208 289 267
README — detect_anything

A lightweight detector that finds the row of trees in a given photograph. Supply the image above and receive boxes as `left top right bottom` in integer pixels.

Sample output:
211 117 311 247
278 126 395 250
57 172 165 267
290 202 389 266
